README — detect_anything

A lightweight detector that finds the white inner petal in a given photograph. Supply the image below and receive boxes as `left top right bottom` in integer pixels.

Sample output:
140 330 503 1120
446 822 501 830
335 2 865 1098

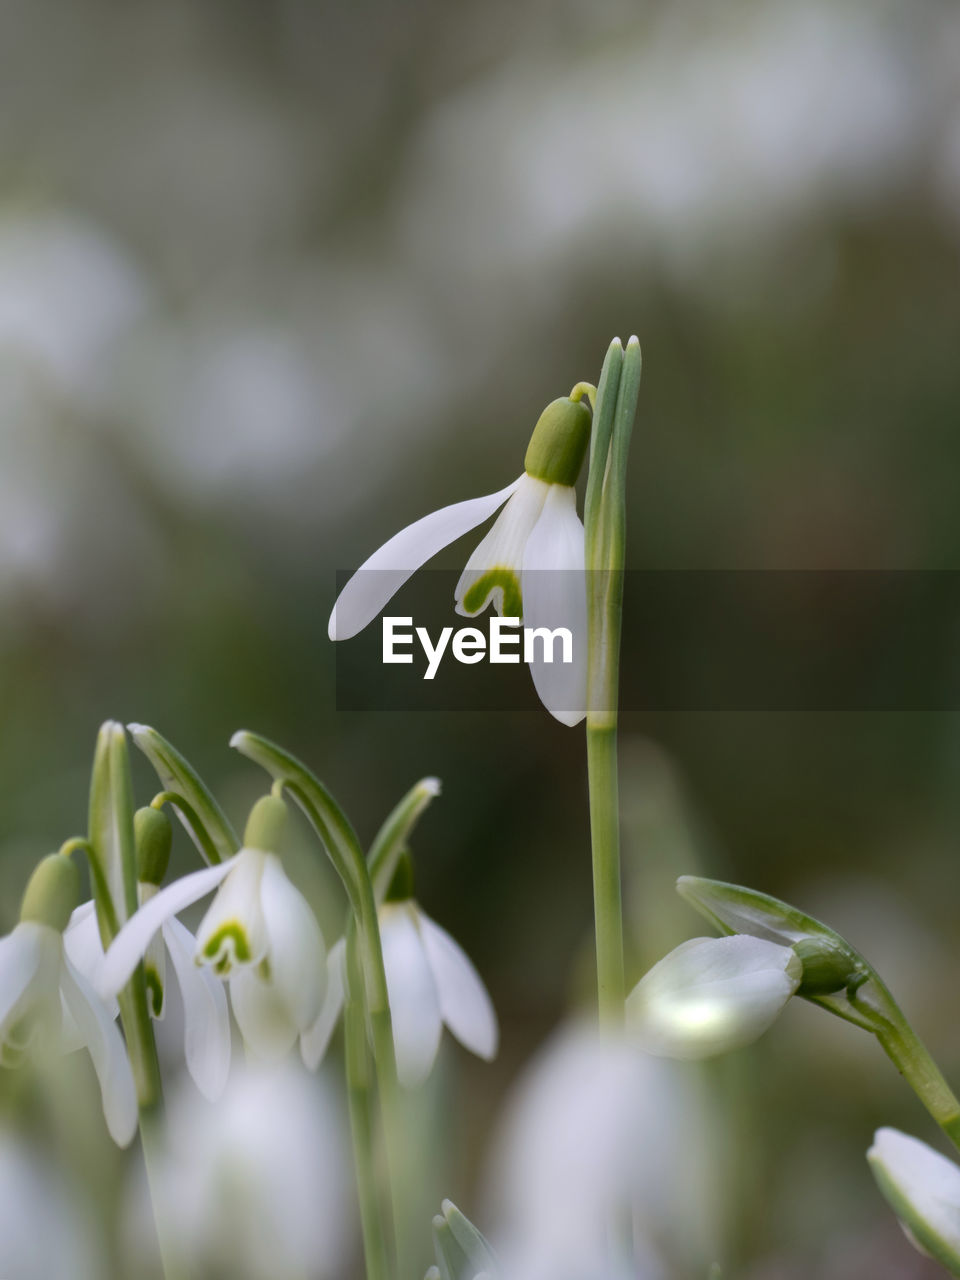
455 474 549 618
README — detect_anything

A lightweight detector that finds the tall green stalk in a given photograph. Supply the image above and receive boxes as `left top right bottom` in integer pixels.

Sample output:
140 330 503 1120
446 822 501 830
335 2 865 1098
583 337 642 1022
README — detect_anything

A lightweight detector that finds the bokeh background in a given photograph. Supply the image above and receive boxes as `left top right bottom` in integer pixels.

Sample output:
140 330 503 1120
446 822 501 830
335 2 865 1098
1 0 960 1275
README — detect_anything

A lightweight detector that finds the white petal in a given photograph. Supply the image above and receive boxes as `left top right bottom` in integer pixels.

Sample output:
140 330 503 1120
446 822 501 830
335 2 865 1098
230 968 300 1063
62 903 117 1051
100 857 238 997
418 911 498 1061
163 917 231 1101
520 484 587 727
259 855 326 1033
330 477 523 640
0 924 61 1064
0 923 53 1032
868 1128 960 1267
58 952 137 1146
301 937 346 1070
455 474 548 618
626 935 801 1060
194 850 269 975
379 903 442 1087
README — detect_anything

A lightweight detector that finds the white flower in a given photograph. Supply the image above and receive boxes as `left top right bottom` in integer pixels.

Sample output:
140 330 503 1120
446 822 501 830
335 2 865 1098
121 1060 353 1280
0 918 137 1146
101 834 326 1064
65 897 231 1102
328 397 591 726
302 900 498 1087
868 1127 960 1273
626 935 802 1059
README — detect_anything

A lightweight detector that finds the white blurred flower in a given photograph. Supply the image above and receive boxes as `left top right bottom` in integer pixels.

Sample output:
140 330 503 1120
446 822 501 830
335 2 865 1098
328 396 591 726
0 1136 106 1280
123 1059 352 1280
303 900 498 1087
868 1127 960 1273
0 918 136 1145
65 897 231 1101
485 1024 721 1280
101 808 326 1064
627 935 802 1060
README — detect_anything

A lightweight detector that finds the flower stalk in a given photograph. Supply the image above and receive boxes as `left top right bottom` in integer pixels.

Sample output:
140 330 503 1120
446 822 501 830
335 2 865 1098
583 337 642 1023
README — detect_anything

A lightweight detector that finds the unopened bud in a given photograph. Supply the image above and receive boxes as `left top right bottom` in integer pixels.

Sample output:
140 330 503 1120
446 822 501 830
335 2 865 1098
135 807 173 886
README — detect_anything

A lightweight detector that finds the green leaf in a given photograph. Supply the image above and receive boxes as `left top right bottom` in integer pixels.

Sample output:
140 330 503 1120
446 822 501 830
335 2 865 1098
129 723 239 865
368 776 441 901
88 721 140 942
432 1201 499 1280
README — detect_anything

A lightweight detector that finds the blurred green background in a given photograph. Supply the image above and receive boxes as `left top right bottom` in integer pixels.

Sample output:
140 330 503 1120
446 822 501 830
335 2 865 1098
1 0 959 1275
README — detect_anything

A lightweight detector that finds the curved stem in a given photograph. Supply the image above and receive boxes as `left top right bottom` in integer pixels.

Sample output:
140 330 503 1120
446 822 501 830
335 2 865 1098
150 791 225 867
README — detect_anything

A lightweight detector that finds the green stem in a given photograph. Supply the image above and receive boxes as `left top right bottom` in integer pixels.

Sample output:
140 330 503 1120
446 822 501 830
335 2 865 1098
870 986 960 1151
139 1106 191 1280
587 726 625 1022
346 934 392 1280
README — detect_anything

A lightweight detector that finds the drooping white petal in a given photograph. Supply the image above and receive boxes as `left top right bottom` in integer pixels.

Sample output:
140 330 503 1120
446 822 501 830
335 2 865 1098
61 903 118 1052
330 478 523 641
194 850 269 975
230 968 300 1063
58 952 137 1147
0 923 54 1033
258 856 326 1034
627 935 801 1060
0 924 62 1065
163 917 231 1101
868 1128 960 1271
301 937 346 1071
455 474 548 619
520 484 587 727
379 903 442 1087
100 857 239 997
418 911 498 1062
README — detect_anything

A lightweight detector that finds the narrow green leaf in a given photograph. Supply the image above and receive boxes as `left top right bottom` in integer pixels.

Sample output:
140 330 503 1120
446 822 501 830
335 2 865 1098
129 723 238 864
368 776 442 901
87 721 139 942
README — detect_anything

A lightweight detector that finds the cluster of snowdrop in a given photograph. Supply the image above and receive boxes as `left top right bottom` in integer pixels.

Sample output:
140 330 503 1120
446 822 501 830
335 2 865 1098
2 341 958 1280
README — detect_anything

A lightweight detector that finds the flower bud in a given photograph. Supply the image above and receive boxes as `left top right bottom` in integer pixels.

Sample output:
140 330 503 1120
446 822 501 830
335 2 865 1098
135 806 173 886
19 854 81 932
627 935 802 1060
793 937 863 996
868 1128 960 1275
243 794 288 853
524 396 592 487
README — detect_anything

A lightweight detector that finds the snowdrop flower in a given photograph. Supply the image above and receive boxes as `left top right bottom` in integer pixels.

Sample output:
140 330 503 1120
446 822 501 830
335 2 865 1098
0 854 137 1146
868 1127 960 1274
328 394 592 725
121 1059 352 1280
303 898 498 1087
65 807 231 1101
627 935 802 1059
101 796 326 1063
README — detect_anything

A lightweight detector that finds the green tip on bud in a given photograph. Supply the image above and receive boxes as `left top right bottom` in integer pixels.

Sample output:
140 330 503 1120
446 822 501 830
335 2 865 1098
243 794 288 853
524 396 592 487
385 850 416 903
20 854 81 932
793 937 865 996
135 807 173 886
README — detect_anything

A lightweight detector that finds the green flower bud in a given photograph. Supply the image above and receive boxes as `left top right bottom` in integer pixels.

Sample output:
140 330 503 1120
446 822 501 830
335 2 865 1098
135 807 173 886
19 854 81 932
243 794 288 853
524 396 592 487
384 850 415 903
793 937 864 996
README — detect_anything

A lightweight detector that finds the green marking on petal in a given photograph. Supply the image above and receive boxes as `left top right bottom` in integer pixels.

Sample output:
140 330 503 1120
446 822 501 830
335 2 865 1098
145 966 165 1018
202 921 252 973
461 568 523 618
257 955 272 983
